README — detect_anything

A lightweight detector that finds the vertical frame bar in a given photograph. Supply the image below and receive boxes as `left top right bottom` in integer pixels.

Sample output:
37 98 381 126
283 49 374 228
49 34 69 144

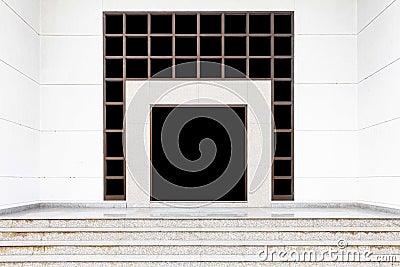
245 12 249 77
196 13 200 79
172 13 176 78
147 13 151 78
220 13 224 78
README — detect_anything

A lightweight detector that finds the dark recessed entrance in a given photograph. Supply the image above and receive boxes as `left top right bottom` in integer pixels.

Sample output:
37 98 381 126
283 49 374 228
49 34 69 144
150 105 247 201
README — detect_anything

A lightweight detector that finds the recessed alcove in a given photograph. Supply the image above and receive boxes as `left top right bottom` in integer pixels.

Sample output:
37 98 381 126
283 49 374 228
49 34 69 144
273 179 292 195
175 37 197 56
105 37 123 56
151 37 172 56
274 160 292 177
151 59 173 78
151 15 172 34
274 15 292 34
105 15 123 34
273 105 292 129
200 60 222 78
224 15 246 34
106 179 124 195
175 15 197 34
249 37 271 56
175 59 197 78
274 58 292 78
106 105 124 129
224 37 246 56
224 59 246 78
105 81 123 102
126 59 147 78
273 81 292 102
200 37 221 56
275 132 292 157
106 160 124 176
249 59 271 78
106 132 123 157
200 15 221 34
126 37 147 56
105 59 123 78
126 15 147 34
274 37 292 56
249 14 270 34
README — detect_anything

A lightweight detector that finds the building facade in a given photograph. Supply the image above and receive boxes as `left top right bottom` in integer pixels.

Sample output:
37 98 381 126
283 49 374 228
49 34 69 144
1 0 399 210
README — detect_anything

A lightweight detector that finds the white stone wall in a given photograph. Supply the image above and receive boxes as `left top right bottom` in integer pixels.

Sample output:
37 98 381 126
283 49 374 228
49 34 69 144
293 0 358 202
357 0 400 208
0 0 41 206
1 0 369 204
39 0 104 201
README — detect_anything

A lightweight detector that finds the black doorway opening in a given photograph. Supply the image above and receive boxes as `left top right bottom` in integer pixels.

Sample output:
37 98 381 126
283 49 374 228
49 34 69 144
150 105 247 201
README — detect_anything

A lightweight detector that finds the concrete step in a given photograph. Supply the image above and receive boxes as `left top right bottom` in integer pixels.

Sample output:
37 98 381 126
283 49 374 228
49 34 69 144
1 228 400 241
0 240 400 256
1 239 400 246
1 218 400 228
0 263 398 267
0 217 399 264
1 226 400 232
0 252 399 264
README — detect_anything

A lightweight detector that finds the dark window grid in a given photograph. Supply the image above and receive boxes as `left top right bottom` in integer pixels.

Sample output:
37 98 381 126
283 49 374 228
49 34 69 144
126 14 147 34
105 104 125 130
175 59 198 78
273 81 292 103
175 36 197 57
151 14 173 34
125 37 147 57
199 59 223 78
105 14 123 34
105 81 124 102
273 160 292 177
249 14 271 34
224 37 247 56
104 12 294 200
274 14 293 34
274 132 292 158
106 159 125 177
224 14 247 34
272 178 293 198
175 14 197 34
271 13 293 201
273 104 292 129
274 58 292 79
105 178 125 196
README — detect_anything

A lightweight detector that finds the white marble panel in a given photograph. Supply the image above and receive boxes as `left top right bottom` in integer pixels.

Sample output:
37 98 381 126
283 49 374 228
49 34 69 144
40 85 102 131
40 36 102 84
41 0 102 35
295 0 356 34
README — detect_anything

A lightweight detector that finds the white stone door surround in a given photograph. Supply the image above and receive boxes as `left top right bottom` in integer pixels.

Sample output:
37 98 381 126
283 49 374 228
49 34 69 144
125 80 272 207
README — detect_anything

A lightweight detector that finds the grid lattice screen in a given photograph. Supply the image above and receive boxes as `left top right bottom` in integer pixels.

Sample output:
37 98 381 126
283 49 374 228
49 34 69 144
103 12 294 201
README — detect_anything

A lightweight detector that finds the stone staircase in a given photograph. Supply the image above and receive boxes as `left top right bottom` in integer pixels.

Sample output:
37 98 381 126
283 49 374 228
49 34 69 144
0 218 399 266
